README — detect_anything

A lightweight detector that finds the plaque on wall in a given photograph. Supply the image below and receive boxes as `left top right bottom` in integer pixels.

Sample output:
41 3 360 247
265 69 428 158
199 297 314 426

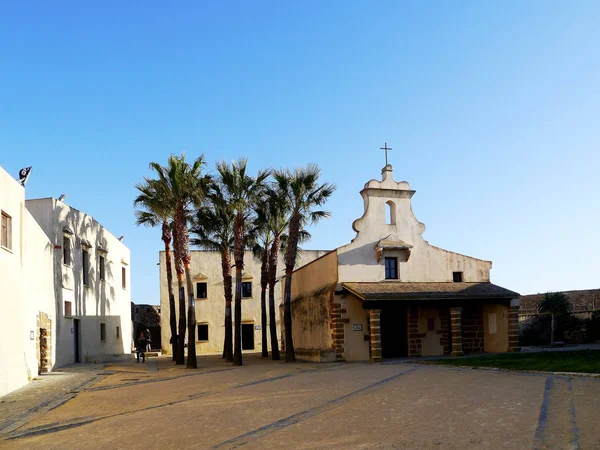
352 324 362 331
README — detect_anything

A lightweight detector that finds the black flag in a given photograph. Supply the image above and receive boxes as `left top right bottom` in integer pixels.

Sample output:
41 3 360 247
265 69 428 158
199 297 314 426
19 166 32 186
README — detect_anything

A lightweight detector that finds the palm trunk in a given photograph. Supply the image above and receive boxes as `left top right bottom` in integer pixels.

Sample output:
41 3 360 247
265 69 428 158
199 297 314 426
233 213 244 366
550 313 556 346
184 260 197 369
221 248 233 362
162 221 177 361
172 223 186 365
175 203 197 370
283 214 301 362
260 248 269 357
268 236 281 360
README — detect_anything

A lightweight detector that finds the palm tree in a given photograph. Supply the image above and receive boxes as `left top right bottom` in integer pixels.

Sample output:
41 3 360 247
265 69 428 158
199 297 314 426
217 158 269 366
133 180 177 361
274 164 335 362
190 183 235 362
260 186 292 360
150 154 211 368
251 198 273 358
537 292 572 346
171 220 187 365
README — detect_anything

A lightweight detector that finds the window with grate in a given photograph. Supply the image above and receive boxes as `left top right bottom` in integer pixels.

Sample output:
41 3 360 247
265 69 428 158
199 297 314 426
384 257 398 280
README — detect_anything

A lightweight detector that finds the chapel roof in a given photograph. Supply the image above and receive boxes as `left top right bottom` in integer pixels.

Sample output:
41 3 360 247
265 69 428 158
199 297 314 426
341 282 519 301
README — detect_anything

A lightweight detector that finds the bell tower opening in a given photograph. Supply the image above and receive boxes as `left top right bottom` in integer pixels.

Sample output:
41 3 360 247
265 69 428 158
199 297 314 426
385 201 396 225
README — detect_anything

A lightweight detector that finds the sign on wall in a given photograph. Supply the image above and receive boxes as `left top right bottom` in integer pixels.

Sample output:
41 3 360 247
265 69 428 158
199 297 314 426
255 325 262 330
352 324 362 331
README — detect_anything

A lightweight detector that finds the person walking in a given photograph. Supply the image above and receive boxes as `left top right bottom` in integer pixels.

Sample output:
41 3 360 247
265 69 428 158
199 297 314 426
145 328 152 352
136 331 147 363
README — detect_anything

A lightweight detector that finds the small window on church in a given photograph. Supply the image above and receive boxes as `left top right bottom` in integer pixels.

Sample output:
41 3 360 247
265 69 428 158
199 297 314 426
453 271 463 282
427 317 435 331
385 257 398 280
385 201 396 225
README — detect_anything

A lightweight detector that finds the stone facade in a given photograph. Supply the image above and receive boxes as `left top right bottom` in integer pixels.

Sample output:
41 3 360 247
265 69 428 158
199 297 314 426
330 301 346 361
462 305 484 353
37 312 52 374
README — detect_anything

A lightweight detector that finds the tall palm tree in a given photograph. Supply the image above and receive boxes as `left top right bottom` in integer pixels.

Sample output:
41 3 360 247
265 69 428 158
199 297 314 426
251 198 273 358
217 158 269 366
171 220 187 365
274 164 335 362
133 180 178 361
260 186 292 360
537 292 572 346
150 154 211 368
190 183 235 362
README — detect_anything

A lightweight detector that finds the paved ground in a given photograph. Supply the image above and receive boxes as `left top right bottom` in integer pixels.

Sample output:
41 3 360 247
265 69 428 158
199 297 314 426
1 354 599 449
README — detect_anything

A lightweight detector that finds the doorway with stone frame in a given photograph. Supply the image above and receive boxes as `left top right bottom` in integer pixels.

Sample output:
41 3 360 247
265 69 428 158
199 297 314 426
37 312 52 375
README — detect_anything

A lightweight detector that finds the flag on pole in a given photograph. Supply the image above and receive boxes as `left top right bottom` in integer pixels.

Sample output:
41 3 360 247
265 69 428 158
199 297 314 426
19 167 32 186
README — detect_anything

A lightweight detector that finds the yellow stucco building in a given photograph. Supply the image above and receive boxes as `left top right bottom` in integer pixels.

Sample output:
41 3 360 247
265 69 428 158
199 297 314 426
159 249 329 356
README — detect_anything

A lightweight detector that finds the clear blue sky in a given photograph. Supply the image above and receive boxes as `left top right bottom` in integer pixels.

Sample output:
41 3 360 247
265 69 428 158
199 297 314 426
1 1 598 303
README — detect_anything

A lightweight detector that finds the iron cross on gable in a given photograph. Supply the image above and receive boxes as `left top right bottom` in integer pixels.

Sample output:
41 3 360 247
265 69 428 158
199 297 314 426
380 142 392 166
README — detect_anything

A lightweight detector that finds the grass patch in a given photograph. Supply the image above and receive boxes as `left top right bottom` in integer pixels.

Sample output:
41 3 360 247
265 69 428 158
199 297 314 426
425 350 600 373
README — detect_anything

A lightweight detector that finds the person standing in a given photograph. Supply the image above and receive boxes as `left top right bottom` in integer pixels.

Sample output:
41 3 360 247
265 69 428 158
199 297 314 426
136 331 147 363
145 328 152 352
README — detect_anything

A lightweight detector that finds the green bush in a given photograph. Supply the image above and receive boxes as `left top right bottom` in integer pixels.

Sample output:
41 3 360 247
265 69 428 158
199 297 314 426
520 315 551 346
520 312 600 346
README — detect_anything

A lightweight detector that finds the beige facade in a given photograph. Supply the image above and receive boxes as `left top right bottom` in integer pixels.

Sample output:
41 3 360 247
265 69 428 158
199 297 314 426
0 164 132 398
285 164 520 362
159 249 329 356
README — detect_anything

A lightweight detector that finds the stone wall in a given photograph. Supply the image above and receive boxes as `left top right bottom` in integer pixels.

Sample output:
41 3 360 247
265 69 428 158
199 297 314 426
36 312 52 374
408 305 422 357
283 251 339 362
440 308 450 355
462 305 484 353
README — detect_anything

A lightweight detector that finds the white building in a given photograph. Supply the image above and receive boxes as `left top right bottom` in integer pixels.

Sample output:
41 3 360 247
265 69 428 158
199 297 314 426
159 249 329 355
0 167 55 397
0 166 132 397
286 164 520 362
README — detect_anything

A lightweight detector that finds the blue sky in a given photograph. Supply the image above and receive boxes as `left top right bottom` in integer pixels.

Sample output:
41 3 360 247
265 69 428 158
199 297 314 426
1 1 598 303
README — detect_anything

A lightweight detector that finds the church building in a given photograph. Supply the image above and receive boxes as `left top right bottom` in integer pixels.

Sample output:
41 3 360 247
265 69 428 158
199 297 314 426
285 163 520 362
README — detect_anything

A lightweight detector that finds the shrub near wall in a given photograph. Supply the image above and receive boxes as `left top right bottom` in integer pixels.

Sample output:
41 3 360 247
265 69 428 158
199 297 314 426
520 312 600 346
